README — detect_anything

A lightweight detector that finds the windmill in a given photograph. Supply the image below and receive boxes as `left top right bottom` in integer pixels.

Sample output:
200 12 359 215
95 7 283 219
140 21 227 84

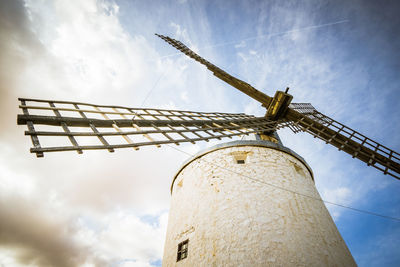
17 34 399 266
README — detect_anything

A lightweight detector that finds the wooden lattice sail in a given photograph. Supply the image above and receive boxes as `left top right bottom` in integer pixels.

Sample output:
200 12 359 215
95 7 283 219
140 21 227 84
155 34 400 180
17 34 400 180
17 98 281 157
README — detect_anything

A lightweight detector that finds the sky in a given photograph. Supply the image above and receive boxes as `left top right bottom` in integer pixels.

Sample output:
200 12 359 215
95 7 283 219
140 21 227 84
0 0 400 266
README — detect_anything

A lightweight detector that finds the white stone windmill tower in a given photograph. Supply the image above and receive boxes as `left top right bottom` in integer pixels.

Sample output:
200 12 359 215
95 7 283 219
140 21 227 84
17 34 400 266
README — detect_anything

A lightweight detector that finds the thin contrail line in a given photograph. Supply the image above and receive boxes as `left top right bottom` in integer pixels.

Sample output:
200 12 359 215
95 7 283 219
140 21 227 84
158 19 348 59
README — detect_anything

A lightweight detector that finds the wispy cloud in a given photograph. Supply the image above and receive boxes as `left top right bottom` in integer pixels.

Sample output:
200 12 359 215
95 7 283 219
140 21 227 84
1 0 399 266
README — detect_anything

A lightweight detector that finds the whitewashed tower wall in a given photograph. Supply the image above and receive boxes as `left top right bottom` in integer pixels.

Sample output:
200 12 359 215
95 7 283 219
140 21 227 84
162 140 356 266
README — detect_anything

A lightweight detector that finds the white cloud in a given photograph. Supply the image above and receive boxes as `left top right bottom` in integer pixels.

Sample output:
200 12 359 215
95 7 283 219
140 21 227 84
23 0 160 104
1 0 399 266
76 211 168 265
237 52 249 62
323 187 352 203
234 40 246 48
244 99 264 117
169 22 192 46
0 0 182 265
321 187 352 219
180 90 189 102
249 49 257 55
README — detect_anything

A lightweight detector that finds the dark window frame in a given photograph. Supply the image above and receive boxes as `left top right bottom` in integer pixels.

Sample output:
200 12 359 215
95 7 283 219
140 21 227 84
236 159 245 164
177 239 189 262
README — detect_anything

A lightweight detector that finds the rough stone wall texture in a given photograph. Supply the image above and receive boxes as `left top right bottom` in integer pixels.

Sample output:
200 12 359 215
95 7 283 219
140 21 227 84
162 145 356 267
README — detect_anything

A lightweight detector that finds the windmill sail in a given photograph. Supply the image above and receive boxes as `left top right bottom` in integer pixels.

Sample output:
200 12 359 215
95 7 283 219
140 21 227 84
156 34 272 107
17 98 280 157
285 103 400 179
16 35 400 180
157 34 400 180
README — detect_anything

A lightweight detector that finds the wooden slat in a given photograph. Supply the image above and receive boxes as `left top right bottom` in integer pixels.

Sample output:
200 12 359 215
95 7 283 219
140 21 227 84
165 110 209 142
19 97 247 116
20 100 43 157
115 107 161 148
201 123 222 140
18 105 255 121
180 123 208 141
156 34 273 107
49 102 83 154
17 114 266 128
167 124 195 144
74 104 114 152
151 123 179 145
94 106 138 150
212 122 234 136
18 98 281 156
285 108 400 180
22 119 278 155
24 121 273 137
29 130 265 153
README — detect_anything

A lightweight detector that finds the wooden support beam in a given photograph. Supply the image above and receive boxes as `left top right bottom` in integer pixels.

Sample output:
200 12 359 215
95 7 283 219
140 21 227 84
115 107 161 148
29 130 263 154
74 104 114 152
20 100 43 157
94 106 138 150
49 102 83 154
17 114 266 128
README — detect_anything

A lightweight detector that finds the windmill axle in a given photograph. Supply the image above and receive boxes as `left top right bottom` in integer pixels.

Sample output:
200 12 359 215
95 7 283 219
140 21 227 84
265 90 293 120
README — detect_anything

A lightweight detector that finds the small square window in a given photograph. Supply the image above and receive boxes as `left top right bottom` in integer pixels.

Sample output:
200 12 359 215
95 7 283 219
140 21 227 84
236 159 245 164
177 239 189 262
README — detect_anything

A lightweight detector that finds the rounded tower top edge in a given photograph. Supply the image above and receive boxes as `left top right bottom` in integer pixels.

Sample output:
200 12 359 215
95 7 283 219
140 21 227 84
170 140 314 193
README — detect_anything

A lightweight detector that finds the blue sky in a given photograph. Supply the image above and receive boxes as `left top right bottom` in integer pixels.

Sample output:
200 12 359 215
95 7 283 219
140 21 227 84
0 0 399 266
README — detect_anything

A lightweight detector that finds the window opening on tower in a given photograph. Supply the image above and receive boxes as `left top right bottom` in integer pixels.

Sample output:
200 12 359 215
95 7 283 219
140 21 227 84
230 151 250 164
177 239 189 262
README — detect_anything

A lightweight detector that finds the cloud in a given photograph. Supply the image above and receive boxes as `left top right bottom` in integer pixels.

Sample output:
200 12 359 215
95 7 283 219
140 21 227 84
0 194 105 267
0 0 49 139
0 145 173 266
244 99 264 117
356 225 400 267
169 22 194 48
321 186 352 219
234 40 246 48
94 211 168 265
1 0 399 266
0 190 169 266
22 0 162 104
180 90 189 102
0 0 180 265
